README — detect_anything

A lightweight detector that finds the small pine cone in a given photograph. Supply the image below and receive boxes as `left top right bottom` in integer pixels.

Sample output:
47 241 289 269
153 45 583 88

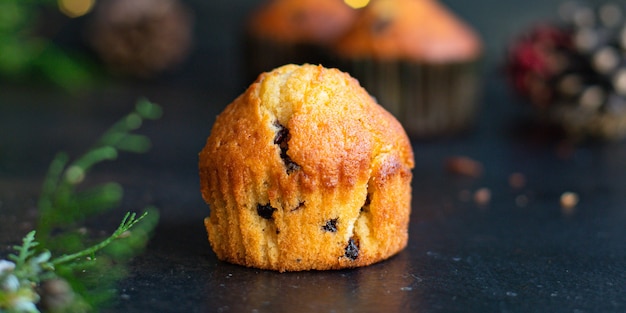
88 0 193 78
506 2 626 140
505 24 573 109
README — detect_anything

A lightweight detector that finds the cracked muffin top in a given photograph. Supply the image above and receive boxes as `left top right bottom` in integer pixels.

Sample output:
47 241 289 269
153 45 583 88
199 64 414 272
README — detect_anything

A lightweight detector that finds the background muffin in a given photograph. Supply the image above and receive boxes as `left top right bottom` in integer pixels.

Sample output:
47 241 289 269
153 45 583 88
334 0 483 138
88 0 193 78
199 64 414 272
244 0 358 82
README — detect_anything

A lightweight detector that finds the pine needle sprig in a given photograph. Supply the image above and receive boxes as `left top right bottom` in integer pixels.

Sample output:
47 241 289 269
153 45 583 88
36 98 162 246
1 211 151 313
50 212 147 267
1 98 162 312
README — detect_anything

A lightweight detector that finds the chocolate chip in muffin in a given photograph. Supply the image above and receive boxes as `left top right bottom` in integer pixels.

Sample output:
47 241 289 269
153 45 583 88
344 237 359 260
322 218 338 232
290 201 305 212
273 122 288 146
273 122 301 173
361 193 371 212
257 203 277 220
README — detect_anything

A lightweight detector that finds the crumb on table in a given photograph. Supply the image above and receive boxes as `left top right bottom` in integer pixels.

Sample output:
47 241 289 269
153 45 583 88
445 156 484 178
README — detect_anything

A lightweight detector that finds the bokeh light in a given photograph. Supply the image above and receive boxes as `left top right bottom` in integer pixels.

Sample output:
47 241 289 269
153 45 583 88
344 0 370 9
58 0 95 18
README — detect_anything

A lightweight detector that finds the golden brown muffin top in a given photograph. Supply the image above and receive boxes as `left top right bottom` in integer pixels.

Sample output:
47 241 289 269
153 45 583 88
334 0 482 62
200 64 414 197
247 0 358 44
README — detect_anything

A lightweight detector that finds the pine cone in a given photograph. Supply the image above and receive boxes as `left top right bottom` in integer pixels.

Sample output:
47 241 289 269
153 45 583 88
505 1 626 140
505 24 572 109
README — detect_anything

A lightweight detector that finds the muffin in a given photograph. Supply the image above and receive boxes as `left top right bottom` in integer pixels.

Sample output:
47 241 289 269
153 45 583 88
244 0 358 81
505 2 626 140
88 0 193 78
199 64 414 272
334 0 483 138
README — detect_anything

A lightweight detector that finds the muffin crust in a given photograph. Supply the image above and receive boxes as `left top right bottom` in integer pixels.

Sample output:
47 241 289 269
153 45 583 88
199 64 414 272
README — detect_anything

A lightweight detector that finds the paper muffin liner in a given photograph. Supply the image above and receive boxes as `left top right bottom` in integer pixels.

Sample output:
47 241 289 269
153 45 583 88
342 59 481 138
203 153 411 272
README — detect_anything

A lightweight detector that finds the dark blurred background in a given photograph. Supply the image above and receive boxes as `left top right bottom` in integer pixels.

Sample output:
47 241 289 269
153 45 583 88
5 0 569 97
1 0 574 173
0 0 582 225
165 0 567 96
